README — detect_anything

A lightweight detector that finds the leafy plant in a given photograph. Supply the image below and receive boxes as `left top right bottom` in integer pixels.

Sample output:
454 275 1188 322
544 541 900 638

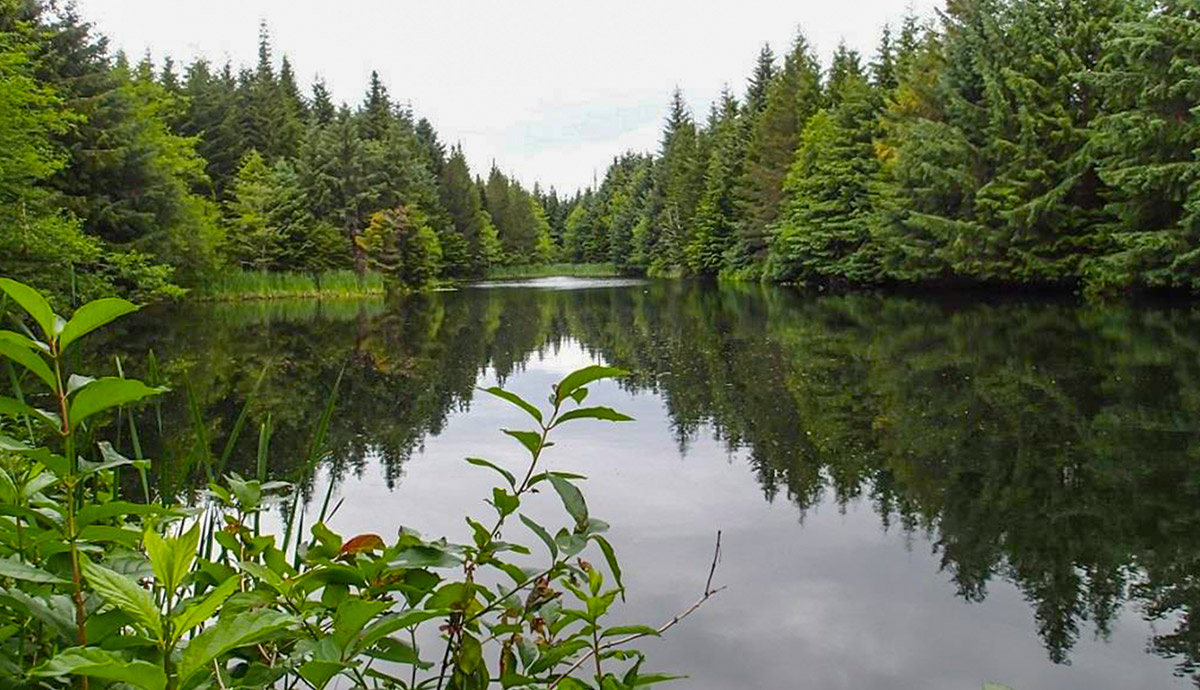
0 278 720 690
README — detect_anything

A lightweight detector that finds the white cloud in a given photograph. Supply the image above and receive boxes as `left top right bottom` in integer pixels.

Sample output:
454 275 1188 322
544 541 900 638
74 0 942 193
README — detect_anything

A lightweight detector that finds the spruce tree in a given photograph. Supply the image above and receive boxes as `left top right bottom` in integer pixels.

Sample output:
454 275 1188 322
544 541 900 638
770 71 881 284
1088 0 1200 290
730 30 822 274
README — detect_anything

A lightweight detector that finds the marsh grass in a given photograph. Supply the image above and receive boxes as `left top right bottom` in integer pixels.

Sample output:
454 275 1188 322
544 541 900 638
483 263 620 280
193 269 385 300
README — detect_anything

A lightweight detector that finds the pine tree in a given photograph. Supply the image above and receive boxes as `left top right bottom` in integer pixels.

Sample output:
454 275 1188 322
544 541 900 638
440 145 494 272
769 70 881 284
360 70 392 141
744 43 776 118
647 88 701 273
224 149 282 270
1087 0 1200 290
310 77 336 125
687 88 742 275
730 30 822 273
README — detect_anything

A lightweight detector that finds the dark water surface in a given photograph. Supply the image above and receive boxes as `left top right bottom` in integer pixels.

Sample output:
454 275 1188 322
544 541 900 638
100 279 1200 689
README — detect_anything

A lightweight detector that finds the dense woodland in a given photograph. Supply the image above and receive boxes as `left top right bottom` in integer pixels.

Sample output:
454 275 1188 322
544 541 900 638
1 0 1199 300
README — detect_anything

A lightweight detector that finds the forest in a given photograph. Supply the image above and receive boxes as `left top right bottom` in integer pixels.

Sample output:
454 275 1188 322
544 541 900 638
1 0 1198 301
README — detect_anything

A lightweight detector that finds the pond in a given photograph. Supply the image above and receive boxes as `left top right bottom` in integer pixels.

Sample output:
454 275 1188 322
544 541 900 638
97 278 1200 689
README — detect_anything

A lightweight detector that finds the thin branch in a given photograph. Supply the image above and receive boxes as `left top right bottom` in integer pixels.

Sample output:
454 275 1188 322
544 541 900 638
549 531 725 689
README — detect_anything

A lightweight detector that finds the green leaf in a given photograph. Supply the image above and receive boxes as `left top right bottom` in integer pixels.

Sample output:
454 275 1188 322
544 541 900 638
332 599 392 652
0 434 32 452
492 487 519 517
32 647 166 690
0 337 55 389
69 378 167 427
631 673 685 686
0 278 59 341
76 502 172 530
357 609 447 651
465 457 516 487
299 658 346 690
482 386 543 423
519 514 558 559
145 523 199 592
554 365 628 405
80 559 161 638
601 625 659 638
58 298 138 351
172 575 242 638
592 535 624 596
553 406 634 427
548 474 588 528
0 395 60 430
0 556 68 584
179 609 294 684
366 636 426 666
503 429 544 456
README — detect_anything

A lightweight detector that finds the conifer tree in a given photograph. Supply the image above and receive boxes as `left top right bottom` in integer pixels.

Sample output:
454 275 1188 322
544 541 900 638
687 88 742 275
730 30 822 273
1087 0 1200 290
770 68 881 284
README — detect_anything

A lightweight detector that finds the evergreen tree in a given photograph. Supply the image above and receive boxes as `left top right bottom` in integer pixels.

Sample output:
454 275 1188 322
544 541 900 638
224 149 282 270
647 88 701 273
310 77 336 125
440 145 496 272
1087 0 1200 290
360 69 392 141
730 30 822 273
687 88 743 275
769 70 882 284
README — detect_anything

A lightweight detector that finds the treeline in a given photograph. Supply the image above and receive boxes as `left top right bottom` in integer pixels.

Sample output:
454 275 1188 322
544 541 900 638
568 0 1199 293
0 0 573 302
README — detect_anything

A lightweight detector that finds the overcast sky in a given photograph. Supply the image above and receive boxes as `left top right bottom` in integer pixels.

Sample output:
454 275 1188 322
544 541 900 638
75 0 941 194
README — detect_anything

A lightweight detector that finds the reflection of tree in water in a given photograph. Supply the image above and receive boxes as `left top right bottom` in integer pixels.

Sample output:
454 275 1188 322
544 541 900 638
92 284 1200 684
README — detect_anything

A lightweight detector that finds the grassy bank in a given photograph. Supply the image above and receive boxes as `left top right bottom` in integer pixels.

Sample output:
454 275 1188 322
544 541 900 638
192 269 385 300
483 263 620 280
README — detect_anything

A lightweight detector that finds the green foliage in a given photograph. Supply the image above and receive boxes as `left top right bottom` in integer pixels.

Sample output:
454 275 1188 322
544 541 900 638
0 279 708 690
358 205 444 291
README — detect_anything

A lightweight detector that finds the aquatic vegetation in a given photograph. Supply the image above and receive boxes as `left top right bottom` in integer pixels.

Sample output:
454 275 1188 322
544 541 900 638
0 278 719 689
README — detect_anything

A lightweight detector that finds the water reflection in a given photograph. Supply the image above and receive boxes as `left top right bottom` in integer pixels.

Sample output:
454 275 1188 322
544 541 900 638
94 281 1200 687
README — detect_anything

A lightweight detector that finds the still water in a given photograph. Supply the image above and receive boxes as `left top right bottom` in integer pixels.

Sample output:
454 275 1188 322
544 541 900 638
100 278 1200 689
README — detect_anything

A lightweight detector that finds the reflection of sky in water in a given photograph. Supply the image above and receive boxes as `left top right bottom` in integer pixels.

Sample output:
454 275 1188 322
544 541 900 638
283 340 1185 690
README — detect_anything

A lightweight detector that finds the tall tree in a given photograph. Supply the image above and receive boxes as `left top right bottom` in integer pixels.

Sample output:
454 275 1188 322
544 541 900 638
730 30 822 273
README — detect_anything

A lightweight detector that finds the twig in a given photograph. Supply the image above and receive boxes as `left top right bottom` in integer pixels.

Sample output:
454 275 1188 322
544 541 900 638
549 531 725 689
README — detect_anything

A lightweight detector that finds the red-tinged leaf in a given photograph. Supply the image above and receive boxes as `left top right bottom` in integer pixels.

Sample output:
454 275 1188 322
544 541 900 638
339 534 385 558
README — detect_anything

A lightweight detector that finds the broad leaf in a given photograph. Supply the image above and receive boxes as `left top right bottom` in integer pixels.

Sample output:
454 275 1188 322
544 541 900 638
553 406 634 427
502 429 544 456
58 298 138 351
0 278 59 341
0 556 68 584
69 378 167 427
80 559 161 638
554 365 628 404
519 514 558 559
357 609 447 651
179 609 294 684
0 337 55 389
32 647 166 690
465 457 515 487
481 386 543 423
0 395 60 430
548 474 588 528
